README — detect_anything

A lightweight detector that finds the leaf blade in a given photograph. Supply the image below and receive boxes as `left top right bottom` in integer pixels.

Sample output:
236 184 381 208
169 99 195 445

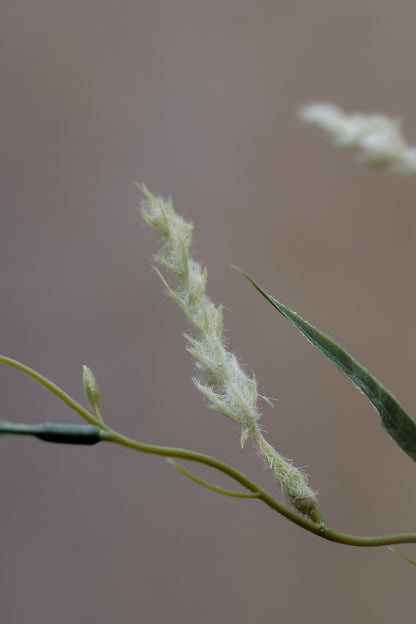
234 267 416 463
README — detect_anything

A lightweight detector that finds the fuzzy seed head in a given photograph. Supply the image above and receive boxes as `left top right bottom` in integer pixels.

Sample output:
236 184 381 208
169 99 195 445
140 184 318 517
299 102 416 175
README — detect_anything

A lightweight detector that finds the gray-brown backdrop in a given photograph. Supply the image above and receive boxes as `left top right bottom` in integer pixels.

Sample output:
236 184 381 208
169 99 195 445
2 1 416 622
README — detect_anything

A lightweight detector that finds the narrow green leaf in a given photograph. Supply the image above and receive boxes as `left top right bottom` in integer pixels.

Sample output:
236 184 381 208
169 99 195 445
233 266 416 463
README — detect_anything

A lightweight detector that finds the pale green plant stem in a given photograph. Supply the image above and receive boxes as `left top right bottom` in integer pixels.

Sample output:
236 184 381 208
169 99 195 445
166 458 262 498
2 353 416 549
100 427 416 548
0 355 100 426
389 548 416 566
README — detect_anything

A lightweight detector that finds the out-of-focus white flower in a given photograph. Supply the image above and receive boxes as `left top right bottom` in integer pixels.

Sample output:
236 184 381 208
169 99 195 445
140 185 318 517
299 102 416 175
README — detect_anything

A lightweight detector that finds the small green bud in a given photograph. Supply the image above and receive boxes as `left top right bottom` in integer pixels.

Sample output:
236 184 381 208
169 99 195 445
83 365 102 422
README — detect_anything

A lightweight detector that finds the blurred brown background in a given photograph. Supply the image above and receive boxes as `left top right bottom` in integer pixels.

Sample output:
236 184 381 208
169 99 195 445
2 1 416 622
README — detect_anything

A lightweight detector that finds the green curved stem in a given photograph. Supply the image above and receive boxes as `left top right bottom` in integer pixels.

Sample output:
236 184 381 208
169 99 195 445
166 458 262 498
100 428 416 548
3 353 416 549
0 355 100 426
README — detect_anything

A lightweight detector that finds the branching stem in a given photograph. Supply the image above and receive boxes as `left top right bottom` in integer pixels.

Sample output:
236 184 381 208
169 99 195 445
2 353 416 550
100 427 416 548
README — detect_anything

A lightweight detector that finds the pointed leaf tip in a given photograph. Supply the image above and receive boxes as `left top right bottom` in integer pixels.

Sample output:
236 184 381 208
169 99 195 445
237 269 416 464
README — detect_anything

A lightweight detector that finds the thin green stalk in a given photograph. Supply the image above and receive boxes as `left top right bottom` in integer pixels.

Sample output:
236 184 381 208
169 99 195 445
389 548 416 566
3 353 416 550
99 428 327 534
100 427 416 548
0 355 100 426
166 458 262 498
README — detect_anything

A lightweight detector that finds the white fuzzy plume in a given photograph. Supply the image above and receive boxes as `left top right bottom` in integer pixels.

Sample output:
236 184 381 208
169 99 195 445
299 102 416 175
140 185 318 517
